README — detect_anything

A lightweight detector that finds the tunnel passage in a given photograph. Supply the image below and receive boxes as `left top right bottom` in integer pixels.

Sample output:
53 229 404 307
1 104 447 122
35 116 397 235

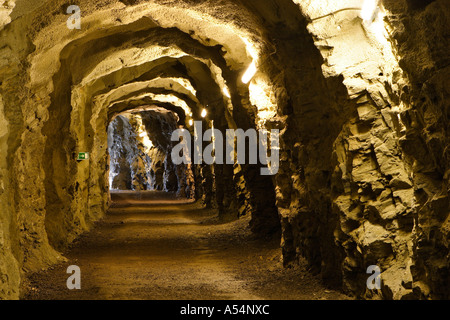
107 109 181 192
0 0 449 300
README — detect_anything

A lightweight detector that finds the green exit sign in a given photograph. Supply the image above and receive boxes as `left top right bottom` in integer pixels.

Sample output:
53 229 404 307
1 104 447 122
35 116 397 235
77 152 90 160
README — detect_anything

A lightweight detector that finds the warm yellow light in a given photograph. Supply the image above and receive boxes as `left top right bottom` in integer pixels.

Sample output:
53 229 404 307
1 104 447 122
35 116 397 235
142 136 153 150
188 119 194 126
223 87 231 98
201 109 207 118
139 132 147 138
242 61 257 84
361 0 378 22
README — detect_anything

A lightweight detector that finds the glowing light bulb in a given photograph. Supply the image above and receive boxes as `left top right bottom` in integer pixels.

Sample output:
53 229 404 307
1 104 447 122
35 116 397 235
188 119 194 126
361 0 378 22
223 87 231 98
242 61 257 84
201 109 207 118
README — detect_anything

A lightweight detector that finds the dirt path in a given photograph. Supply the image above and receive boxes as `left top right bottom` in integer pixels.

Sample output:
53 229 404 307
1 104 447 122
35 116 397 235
23 191 349 300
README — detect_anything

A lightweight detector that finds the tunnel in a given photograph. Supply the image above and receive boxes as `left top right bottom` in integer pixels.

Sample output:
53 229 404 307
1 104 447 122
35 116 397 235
0 0 448 301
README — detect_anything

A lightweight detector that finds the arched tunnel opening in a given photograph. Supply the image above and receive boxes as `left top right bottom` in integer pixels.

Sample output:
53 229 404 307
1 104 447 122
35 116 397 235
0 0 448 302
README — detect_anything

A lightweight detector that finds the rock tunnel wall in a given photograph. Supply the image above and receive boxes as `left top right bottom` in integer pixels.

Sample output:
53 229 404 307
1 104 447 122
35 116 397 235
383 0 449 299
108 115 137 191
266 0 448 299
108 110 180 192
0 0 448 300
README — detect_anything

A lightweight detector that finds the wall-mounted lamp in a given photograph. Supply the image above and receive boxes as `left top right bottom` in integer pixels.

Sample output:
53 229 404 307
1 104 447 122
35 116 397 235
242 61 257 84
223 87 231 98
361 0 380 23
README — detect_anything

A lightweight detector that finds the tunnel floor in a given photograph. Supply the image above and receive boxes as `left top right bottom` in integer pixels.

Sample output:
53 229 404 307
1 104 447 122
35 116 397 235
22 191 349 300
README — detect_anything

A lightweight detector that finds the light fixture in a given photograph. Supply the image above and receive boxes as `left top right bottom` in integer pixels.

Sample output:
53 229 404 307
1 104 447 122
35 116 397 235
188 119 194 126
223 87 231 98
361 0 379 22
242 61 257 84
142 137 153 150
201 109 207 118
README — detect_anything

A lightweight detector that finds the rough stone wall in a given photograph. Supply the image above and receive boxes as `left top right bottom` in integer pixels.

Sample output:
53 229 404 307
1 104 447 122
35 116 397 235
108 110 182 193
0 14 64 295
139 109 180 192
0 94 20 299
264 0 449 299
302 1 417 299
0 2 22 295
250 0 356 291
108 115 141 190
383 0 449 299
0 1 15 30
